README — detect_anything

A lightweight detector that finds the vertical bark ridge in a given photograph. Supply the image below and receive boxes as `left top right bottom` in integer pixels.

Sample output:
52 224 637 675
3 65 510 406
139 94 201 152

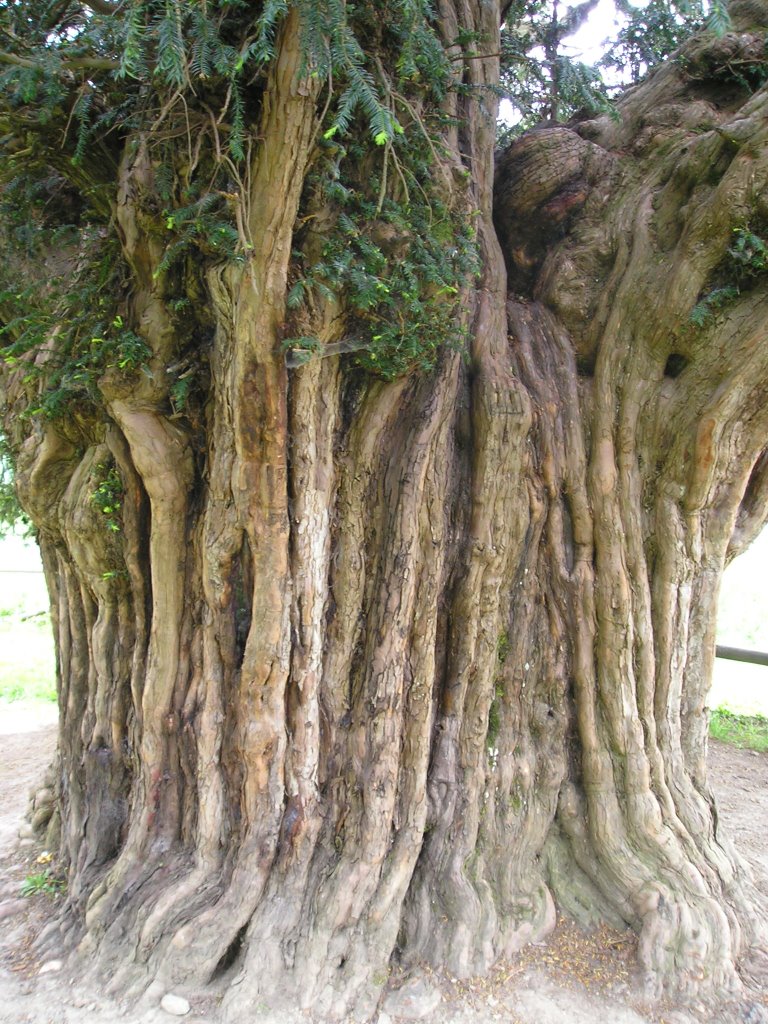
224 355 463 1021
221 375 412 1010
285 354 342 855
99 14 326 992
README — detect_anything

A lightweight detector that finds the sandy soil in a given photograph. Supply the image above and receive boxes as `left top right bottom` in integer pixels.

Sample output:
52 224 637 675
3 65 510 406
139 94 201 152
0 712 765 1024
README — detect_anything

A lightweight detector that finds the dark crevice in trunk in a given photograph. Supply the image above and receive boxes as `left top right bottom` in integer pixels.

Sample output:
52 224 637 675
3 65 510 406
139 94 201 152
232 534 253 671
664 353 689 378
209 923 249 982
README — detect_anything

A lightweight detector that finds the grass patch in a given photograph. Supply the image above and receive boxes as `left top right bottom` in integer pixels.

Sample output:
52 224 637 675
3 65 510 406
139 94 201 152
0 533 56 703
0 618 56 703
710 707 768 753
20 869 66 898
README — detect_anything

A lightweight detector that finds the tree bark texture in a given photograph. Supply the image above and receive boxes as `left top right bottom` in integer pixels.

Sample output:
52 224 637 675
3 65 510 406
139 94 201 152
3 1 768 1019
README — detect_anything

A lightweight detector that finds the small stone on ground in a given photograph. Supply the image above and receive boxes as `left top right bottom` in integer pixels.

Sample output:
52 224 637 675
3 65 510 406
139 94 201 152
38 959 62 974
160 992 191 1016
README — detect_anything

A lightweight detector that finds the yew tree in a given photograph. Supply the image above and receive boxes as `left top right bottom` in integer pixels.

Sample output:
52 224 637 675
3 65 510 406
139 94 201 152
1 0 768 1018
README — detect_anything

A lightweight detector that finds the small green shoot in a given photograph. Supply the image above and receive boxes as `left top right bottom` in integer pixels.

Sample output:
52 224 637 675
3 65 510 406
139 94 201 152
690 224 768 327
20 869 66 898
91 464 123 533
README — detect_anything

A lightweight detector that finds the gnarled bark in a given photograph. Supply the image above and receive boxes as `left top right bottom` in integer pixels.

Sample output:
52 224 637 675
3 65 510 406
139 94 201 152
2 2 768 1020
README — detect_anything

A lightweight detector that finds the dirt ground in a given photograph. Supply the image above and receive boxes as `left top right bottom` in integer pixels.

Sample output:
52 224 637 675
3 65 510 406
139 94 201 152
0 713 766 1024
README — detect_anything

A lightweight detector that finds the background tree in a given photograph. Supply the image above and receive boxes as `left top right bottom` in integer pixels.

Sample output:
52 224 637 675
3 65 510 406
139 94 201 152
500 0 612 131
498 0 735 135
1 0 768 1019
602 0 732 81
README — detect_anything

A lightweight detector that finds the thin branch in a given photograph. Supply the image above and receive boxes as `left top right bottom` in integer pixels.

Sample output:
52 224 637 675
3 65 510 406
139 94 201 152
66 56 120 70
0 51 37 69
0 50 119 71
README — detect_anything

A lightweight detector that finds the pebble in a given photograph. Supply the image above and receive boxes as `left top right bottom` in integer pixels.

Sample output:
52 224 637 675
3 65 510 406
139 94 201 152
38 960 63 975
160 993 190 1016
382 976 441 1020
0 898 28 921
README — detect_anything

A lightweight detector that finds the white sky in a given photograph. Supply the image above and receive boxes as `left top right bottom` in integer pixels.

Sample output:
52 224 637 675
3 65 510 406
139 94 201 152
565 0 624 64
499 0 627 122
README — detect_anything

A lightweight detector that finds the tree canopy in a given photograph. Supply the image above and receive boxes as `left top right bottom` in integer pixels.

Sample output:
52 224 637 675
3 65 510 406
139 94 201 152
0 0 742 444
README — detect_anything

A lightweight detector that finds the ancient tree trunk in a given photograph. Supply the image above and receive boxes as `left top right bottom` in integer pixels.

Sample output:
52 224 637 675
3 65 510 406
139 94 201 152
3 0 768 1019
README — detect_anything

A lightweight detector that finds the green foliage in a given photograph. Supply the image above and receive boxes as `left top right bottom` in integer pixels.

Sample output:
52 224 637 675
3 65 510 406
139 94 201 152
0 157 161 419
500 0 615 133
710 707 768 752
727 226 768 277
0 249 151 419
169 374 193 414
21 869 65 897
602 0 707 82
275 0 480 379
302 0 449 143
497 631 510 665
91 464 123 534
690 224 768 327
553 54 616 117
689 284 739 326
283 336 323 367
600 0 735 84
9 0 444 161
498 0 732 138
159 193 242 275
705 0 731 36
0 0 467 411
286 124 478 379
0 0 717 414
0 440 28 537
114 0 272 159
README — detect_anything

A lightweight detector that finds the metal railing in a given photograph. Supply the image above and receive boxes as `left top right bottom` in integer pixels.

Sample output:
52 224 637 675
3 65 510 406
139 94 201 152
716 645 768 668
